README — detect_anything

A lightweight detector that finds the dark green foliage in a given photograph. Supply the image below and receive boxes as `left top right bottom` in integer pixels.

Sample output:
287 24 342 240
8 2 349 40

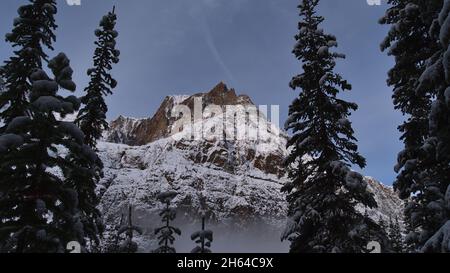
418 0 450 252
0 53 103 252
282 0 385 253
389 217 404 253
191 215 213 253
381 0 450 252
76 7 120 149
0 0 57 126
380 0 445 251
102 213 124 253
154 191 181 253
0 1 103 253
117 206 142 253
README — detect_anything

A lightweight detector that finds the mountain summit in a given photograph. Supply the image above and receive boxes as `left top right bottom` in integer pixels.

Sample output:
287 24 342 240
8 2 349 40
105 82 254 146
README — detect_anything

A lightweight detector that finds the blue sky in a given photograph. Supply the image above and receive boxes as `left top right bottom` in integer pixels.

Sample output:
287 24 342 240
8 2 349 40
0 0 404 185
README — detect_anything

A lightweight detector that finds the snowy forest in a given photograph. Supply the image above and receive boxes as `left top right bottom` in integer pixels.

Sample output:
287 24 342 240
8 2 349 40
0 0 449 254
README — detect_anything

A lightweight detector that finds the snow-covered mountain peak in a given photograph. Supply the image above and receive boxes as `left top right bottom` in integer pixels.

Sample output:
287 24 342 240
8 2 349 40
168 94 190 105
105 82 274 145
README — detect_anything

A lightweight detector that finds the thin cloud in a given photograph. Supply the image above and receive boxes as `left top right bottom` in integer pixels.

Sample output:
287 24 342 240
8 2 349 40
200 19 237 86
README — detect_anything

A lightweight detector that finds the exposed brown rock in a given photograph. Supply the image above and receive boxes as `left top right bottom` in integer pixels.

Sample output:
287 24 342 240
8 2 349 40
132 96 173 145
254 153 285 177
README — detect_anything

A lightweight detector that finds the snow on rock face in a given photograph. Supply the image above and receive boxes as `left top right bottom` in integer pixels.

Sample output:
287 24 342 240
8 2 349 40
97 140 403 251
104 115 142 144
98 82 404 252
358 177 404 224
97 132 291 251
98 139 287 227
170 95 190 105
104 82 255 146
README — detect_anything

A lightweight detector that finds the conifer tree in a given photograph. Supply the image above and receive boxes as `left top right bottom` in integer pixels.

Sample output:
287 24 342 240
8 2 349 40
418 0 450 252
154 191 181 253
388 217 404 253
0 0 57 127
402 220 418 252
378 216 388 233
380 0 444 251
191 213 213 254
0 53 103 252
0 76 5 94
282 0 384 253
76 7 120 149
103 213 124 253
117 206 142 253
0 76 5 118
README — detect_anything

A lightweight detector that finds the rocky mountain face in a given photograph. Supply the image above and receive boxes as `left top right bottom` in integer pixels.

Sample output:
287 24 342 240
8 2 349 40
98 82 404 252
105 82 254 146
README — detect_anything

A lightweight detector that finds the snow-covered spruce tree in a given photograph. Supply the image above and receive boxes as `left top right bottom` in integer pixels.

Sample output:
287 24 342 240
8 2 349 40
154 191 181 253
103 213 125 253
402 219 418 253
378 216 388 233
0 53 103 252
0 75 5 118
0 0 57 128
389 217 404 253
282 0 386 253
379 0 444 252
418 0 450 253
76 7 120 149
0 76 5 94
191 213 213 253
117 206 142 253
